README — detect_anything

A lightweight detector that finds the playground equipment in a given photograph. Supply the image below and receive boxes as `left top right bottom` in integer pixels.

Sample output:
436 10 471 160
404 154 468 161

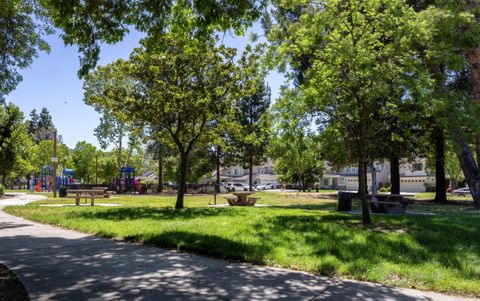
31 167 77 192
58 169 75 186
35 166 54 192
114 166 140 193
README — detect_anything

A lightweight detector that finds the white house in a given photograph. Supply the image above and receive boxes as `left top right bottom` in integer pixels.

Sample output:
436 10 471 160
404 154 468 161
203 159 279 187
321 158 436 193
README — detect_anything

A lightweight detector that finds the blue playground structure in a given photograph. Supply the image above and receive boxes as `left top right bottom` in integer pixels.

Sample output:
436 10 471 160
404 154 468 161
58 169 75 186
114 166 139 193
32 167 76 192
34 166 54 192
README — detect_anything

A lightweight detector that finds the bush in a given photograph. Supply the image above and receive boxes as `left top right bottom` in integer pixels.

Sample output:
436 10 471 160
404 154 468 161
379 187 388 193
424 182 436 192
0 184 4 196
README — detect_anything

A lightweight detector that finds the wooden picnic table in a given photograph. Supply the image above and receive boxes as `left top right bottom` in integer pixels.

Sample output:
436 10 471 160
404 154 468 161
66 189 105 206
224 191 260 206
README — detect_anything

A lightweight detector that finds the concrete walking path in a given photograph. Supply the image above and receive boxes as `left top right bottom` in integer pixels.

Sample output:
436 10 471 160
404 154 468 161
0 193 477 301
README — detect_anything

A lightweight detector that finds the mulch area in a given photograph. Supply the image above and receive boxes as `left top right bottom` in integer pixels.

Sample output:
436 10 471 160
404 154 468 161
0 264 29 301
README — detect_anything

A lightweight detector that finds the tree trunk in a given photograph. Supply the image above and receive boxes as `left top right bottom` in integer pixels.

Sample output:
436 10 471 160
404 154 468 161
358 159 371 224
157 149 163 193
390 154 400 194
117 138 123 171
434 127 447 203
462 47 480 208
453 129 480 209
249 155 253 191
1 174 6 187
216 147 221 193
175 153 188 209
358 113 371 224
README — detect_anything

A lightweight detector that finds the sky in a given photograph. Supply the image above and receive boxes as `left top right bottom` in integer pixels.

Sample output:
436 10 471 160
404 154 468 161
6 22 285 149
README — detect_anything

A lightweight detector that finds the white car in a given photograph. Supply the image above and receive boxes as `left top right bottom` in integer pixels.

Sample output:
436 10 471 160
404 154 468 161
452 187 471 197
256 183 273 190
228 183 249 192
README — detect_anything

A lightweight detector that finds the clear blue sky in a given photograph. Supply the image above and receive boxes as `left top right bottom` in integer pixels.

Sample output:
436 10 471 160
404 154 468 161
6 23 284 148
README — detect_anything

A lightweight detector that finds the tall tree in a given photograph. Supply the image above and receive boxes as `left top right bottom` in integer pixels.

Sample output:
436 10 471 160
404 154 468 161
94 109 137 171
72 141 97 184
231 45 271 191
268 0 430 224
84 5 239 209
28 109 39 135
270 89 322 190
0 102 32 185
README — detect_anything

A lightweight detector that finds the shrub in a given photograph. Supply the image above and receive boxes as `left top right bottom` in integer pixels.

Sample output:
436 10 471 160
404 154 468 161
0 184 4 196
424 182 436 192
379 187 388 193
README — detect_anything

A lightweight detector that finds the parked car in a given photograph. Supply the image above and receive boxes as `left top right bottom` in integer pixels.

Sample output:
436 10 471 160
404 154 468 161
226 183 248 192
226 183 255 192
452 187 471 197
256 183 273 190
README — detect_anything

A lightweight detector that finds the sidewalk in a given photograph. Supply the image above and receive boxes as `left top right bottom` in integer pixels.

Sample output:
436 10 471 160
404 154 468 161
0 193 477 301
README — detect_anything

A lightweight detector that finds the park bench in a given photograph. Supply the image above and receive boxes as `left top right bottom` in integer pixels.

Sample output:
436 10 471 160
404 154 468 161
66 189 105 206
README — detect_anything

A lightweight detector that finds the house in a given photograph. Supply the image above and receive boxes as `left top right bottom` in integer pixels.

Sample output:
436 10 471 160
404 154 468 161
203 159 279 187
321 158 436 193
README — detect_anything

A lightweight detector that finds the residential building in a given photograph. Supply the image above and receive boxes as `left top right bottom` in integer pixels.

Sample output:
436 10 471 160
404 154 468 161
321 158 436 193
203 159 279 187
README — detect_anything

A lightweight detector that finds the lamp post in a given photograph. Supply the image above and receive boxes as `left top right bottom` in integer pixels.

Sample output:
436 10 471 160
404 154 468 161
52 130 58 198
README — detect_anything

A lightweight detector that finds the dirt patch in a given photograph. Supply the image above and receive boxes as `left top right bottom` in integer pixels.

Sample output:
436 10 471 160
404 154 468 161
0 264 29 301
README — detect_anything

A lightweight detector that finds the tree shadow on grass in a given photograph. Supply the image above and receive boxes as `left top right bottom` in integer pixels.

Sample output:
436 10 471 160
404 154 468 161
269 203 337 211
254 213 480 281
137 230 271 264
65 206 244 221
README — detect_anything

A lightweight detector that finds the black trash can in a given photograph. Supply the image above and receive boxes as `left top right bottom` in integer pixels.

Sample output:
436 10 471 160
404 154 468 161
337 191 352 212
59 186 67 197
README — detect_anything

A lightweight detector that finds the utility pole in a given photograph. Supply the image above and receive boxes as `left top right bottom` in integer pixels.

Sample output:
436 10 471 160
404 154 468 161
52 130 58 198
95 153 98 186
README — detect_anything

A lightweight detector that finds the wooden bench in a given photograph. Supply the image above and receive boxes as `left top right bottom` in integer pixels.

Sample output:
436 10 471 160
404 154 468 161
66 189 105 206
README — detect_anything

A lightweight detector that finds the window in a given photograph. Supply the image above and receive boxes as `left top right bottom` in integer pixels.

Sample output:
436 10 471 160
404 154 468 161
323 179 329 186
412 163 423 172
234 169 238 175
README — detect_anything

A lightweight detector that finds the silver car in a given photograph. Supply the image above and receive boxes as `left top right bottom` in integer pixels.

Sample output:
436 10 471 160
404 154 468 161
452 187 471 197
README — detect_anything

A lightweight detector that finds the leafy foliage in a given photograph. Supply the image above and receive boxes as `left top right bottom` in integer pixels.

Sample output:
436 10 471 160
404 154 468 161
0 0 51 96
0 102 32 185
84 5 240 208
230 45 272 189
27 107 56 142
42 0 265 77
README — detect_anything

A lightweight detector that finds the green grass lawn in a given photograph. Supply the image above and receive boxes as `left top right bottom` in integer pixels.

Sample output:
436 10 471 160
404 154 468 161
4 191 480 297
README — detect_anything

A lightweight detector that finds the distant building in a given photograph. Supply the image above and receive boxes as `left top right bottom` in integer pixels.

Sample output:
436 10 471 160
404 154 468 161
321 158 437 193
203 159 279 187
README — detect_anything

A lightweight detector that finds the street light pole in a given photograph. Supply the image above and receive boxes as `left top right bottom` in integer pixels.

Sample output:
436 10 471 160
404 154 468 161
95 153 98 186
53 130 58 198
